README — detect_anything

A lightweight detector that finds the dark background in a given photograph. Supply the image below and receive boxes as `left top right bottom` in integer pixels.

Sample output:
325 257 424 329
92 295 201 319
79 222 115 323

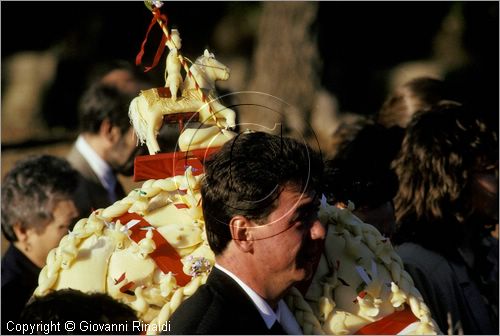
1 1 498 134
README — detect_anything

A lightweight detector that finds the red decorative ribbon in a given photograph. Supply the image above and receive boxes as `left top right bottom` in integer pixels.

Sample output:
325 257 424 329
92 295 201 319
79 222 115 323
174 203 189 209
136 8 168 73
116 212 192 286
119 281 135 293
353 306 419 335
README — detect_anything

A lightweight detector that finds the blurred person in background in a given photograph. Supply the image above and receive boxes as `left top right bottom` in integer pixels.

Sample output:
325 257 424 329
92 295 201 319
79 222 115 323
1 155 79 331
392 102 498 334
324 121 403 238
67 60 158 217
86 59 149 96
376 77 453 129
67 81 141 217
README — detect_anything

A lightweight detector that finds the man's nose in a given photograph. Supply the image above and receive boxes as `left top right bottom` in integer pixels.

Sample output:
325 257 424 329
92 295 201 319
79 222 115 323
310 218 326 240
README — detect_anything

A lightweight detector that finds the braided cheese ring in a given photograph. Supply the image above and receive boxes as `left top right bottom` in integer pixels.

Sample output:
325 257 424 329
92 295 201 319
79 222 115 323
35 167 214 335
36 169 437 335
285 203 439 335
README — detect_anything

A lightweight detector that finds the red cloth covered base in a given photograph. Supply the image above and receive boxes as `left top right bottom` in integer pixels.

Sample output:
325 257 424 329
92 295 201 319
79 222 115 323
133 147 221 181
354 306 419 335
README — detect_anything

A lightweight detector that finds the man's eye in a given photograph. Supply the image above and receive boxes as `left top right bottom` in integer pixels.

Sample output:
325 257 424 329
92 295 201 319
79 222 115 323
59 222 72 231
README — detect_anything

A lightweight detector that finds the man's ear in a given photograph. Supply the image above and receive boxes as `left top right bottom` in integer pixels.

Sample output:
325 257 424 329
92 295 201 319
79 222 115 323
12 222 29 243
99 119 120 143
229 215 254 253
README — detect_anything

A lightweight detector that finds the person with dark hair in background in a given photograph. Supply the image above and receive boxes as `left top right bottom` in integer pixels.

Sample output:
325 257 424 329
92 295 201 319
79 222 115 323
1 155 79 331
169 131 326 334
67 82 140 217
20 288 139 335
324 121 403 238
66 59 152 217
86 59 150 96
377 76 453 129
392 102 498 334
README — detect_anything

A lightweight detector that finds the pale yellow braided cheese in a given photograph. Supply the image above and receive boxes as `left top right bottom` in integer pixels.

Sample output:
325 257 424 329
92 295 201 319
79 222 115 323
55 235 116 293
287 203 439 335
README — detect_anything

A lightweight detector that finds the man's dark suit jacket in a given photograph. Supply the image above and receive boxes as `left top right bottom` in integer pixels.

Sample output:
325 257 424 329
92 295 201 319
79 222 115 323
67 145 125 218
168 267 282 335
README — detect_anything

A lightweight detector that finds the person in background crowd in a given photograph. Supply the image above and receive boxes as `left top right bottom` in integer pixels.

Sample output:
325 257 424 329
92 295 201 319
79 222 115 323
86 59 149 96
67 82 140 217
169 131 326 334
392 102 498 334
324 121 403 238
67 60 151 217
1 155 79 331
376 76 452 129
20 288 139 335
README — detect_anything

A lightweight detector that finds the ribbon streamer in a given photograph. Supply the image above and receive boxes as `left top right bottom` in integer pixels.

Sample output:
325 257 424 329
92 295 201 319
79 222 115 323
136 8 169 72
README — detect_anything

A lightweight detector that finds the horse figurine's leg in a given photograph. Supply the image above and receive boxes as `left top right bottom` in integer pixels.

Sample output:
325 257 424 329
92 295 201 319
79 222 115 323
178 125 236 151
145 107 164 154
146 124 161 154
196 102 212 125
197 99 236 129
210 99 236 129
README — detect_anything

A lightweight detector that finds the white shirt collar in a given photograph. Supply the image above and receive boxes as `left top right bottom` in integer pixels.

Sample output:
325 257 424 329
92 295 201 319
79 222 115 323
215 264 302 334
75 135 117 201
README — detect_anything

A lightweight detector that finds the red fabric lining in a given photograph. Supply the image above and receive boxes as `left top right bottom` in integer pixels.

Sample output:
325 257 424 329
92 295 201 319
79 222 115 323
116 212 191 286
133 147 221 181
353 306 418 335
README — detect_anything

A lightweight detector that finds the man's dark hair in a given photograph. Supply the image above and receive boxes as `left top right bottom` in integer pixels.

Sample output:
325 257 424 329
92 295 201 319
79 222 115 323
78 83 135 135
201 131 323 255
1 155 79 242
20 289 138 335
393 102 498 256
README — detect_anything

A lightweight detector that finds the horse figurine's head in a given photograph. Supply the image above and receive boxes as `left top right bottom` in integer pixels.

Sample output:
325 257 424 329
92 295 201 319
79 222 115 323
185 49 230 91
200 49 230 81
